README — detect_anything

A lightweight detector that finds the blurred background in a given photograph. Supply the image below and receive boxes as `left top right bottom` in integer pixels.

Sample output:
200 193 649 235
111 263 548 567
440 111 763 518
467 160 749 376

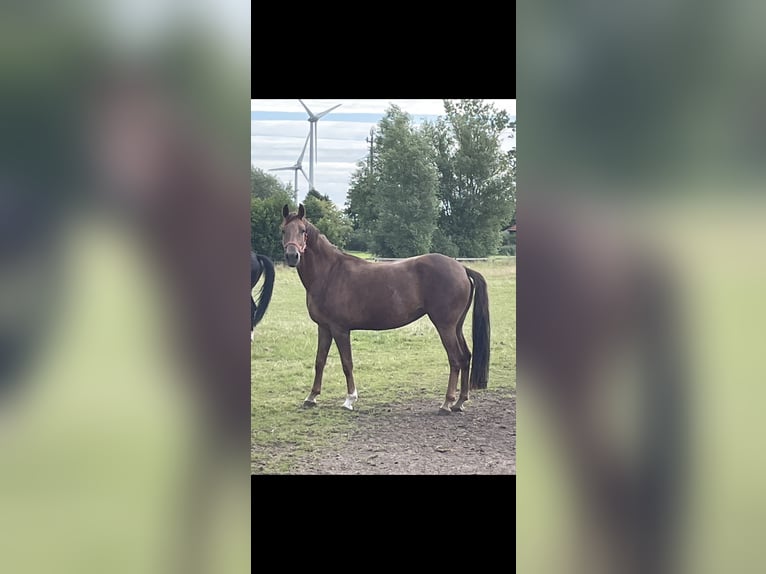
6 0 766 570
518 0 766 572
0 1 250 573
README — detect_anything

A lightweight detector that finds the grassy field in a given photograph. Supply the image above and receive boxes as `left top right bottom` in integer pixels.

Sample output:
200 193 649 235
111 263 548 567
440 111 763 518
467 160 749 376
251 257 516 473
344 250 376 260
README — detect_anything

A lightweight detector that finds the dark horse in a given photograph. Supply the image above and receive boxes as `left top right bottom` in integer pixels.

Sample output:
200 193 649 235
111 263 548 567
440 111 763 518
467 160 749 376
250 251 274 341
281 204 490 413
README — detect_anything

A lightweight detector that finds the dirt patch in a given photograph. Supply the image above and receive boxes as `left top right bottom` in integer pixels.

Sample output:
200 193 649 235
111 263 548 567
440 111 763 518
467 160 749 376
286 388 515 475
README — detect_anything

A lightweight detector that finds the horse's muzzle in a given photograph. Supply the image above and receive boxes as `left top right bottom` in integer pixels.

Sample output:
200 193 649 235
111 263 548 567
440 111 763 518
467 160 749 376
284 249 300 267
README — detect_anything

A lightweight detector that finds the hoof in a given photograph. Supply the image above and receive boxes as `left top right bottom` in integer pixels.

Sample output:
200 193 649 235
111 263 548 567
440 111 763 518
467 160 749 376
451 404 465 412
438 408 452 416
342 391 358 411
303 400 317 408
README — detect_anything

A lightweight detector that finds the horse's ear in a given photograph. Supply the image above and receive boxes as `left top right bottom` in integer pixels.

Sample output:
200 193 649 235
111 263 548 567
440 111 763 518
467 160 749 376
282 204 289 219
298 204 305 219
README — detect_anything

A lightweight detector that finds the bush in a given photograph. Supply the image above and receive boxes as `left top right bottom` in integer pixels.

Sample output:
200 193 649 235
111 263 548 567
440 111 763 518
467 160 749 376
251 193 294 260
346 228 372 252
430 228 460 258
303 191 353 249
498 230 516 256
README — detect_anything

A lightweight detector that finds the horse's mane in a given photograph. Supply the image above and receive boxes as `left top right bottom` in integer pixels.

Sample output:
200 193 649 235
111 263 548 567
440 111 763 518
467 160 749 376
300 218 368 263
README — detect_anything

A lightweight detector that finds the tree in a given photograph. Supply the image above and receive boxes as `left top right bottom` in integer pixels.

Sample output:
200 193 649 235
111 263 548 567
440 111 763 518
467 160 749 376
506 148 517 228
250 166 294 259
426 99 516 257
302 190 352 249
251 193 294 260
345 160 379 252
251 166 293 200
349 105 438 257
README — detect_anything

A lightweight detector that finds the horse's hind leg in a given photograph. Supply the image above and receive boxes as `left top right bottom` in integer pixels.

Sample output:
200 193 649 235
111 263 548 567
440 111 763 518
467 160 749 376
449 294 473 412
434 324 465 414
305 324 332 407
452 329 472 412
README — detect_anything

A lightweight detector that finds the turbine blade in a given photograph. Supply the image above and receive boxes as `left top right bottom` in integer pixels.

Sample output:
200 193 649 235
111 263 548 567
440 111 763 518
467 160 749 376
269 166 295 171
315 103 342 119
298 99 314 119
299 167 309 182
314 124 318 163
298 132 310 163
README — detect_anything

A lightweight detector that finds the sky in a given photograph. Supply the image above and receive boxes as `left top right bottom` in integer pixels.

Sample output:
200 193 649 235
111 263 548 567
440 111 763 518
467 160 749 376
251 99 517 208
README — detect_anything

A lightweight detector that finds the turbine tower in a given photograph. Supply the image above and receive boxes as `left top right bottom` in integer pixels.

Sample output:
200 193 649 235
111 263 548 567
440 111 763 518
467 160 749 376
269 132 310 204
298 99 341 192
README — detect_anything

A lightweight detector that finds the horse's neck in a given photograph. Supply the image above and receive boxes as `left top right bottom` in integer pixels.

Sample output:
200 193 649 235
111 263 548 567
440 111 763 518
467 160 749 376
297 227 339 291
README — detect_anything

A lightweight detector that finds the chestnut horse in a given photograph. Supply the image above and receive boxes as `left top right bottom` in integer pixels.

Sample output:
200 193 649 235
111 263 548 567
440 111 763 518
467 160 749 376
281 204 490 413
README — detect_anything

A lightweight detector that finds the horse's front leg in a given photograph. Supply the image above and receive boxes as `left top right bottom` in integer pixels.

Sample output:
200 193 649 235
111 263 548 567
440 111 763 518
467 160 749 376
332 329 358 410
305 324 332 407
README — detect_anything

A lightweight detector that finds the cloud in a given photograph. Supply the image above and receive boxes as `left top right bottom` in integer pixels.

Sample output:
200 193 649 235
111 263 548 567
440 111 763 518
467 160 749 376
251 99 517 208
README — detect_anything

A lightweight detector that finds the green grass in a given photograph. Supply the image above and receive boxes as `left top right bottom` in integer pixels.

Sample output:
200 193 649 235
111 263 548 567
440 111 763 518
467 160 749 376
251 259 516 473
344 250 376 260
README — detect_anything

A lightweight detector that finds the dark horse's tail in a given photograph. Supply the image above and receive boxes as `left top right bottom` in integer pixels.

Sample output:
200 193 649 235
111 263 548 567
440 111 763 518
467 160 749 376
466 268 490 389
627 264 687 574
252 254 274 328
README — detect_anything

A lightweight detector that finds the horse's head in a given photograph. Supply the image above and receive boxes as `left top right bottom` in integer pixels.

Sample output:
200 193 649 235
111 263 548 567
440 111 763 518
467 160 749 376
281 203 307 267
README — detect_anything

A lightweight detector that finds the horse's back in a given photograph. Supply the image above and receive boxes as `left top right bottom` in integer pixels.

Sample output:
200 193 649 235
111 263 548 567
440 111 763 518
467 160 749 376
395 252 471 291
343 252 467 290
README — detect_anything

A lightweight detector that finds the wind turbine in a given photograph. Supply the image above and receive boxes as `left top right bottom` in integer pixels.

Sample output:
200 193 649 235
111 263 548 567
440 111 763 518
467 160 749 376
298 99 341 192
269 132 310 204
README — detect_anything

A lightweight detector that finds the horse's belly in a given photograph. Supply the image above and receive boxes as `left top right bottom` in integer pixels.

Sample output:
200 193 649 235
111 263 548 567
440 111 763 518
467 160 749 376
351 287 424 330
307 291 424 331
350 308 425 331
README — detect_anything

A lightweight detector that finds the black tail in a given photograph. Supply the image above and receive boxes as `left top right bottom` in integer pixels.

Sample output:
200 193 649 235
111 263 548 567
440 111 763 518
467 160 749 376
252 255 274 327
631 266 687 573
466 268 490 389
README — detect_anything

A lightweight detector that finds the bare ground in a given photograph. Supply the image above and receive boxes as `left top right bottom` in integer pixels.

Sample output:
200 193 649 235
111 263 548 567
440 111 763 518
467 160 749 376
286 388 516 475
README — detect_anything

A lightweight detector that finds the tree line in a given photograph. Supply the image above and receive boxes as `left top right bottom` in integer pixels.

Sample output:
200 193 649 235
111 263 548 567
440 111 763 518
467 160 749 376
251 99 515 260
